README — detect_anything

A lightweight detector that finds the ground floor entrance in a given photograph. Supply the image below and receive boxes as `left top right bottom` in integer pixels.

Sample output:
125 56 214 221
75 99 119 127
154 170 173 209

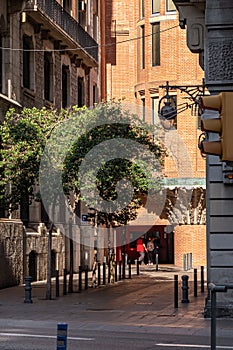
116 225 174 264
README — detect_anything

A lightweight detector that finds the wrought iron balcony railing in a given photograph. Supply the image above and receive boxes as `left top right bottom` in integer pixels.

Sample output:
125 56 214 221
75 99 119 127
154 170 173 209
25 0 98 62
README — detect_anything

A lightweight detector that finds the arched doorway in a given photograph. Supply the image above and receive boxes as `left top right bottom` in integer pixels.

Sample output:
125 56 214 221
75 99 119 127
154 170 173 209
29 250 37 282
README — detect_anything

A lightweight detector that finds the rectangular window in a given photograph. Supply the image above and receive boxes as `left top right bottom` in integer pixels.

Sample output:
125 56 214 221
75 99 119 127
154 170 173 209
141 25 145 69
63 0 72 13
142 98 145 121
166 0 176 12
23 35 33 89
78 76 84 107
140 0 144 18
44 52 53 102
62 65 70 108
93 84 98 105
77 0 87 28
152 0 160 14
152 22 160 66
151 96 159 125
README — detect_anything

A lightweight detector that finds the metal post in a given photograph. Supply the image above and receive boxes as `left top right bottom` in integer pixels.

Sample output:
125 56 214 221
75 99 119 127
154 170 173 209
98 262 101 286
211 289 217 350
122 258 126 279
194 268 198 297
85 265 88 290
137 259 140 275
174 274 178 308
56 270 59 298
63 268 67 296
128 261 131 279
24 276 33 303
181 275 189 303
208 283 227 350
78 266 82 292
155 253 159 271
201 266 205 293
57 323 67 350
119 261 122 281
115 263 118 282
108 260 111 283
103 262 106 285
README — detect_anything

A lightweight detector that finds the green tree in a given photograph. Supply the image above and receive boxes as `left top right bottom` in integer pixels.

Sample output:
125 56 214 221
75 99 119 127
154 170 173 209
0 101 167 295
0 106 72 299
62 101 167 230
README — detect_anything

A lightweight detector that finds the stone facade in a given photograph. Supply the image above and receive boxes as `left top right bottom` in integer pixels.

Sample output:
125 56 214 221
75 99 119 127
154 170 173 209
0 219 24 288
0 0 99 285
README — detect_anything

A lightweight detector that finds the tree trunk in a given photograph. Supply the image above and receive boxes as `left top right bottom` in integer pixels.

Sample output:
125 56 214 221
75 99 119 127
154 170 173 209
46 222 54 300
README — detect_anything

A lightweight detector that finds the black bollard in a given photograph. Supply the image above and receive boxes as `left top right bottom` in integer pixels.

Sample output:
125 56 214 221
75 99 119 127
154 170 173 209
194 268 198 297
122 258 126 279
98 262 101 286
56 270 59 298
128 261 131 279
108 260 111 284
181 275 189 303
136 259 140 275
85 266 88 290
103 262 106 285
174 274 178 308
115 263 118 282
78 266 82 292
119 261 122 281
24 276 33 303
201 266 205 293
63 268 67 296
155 253 159 271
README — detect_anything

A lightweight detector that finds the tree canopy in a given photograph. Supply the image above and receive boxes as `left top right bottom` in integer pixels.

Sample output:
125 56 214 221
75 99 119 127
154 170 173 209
0 101 167 227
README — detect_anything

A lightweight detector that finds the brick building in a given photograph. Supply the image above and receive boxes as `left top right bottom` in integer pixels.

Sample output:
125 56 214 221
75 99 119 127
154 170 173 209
101 0 206 267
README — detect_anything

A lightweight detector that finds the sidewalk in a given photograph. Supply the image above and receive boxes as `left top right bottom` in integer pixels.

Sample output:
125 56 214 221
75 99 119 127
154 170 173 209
0 264 206 317
0 264 232 338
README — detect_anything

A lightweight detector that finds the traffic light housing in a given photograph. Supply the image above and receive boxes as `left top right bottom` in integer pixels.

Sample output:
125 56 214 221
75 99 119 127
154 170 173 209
199 92 233 162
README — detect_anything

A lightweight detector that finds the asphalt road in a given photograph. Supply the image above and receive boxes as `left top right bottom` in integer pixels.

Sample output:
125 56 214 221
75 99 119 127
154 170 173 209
0 267 233 349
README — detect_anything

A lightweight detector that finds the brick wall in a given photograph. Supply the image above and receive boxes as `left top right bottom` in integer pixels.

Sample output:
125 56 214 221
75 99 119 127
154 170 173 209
174 224 206 267
102 1 207 268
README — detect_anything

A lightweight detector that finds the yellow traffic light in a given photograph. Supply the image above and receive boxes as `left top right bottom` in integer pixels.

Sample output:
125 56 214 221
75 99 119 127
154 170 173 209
199 92 233 162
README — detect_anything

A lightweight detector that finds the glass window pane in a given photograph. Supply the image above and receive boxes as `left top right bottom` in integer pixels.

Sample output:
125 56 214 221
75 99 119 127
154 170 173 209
152 23 160 66
141 25 145 69
152 0 160 14
166 0 176 12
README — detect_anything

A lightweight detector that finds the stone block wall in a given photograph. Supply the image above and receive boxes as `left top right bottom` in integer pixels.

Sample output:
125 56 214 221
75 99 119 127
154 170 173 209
0 219 24 288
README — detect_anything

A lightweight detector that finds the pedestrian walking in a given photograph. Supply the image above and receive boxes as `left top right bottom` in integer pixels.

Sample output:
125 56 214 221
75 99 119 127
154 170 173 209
136 236 146 264
146 237 154 265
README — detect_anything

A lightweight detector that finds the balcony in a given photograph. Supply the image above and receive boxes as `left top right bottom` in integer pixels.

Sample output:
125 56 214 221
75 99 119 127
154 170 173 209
24 0 98 65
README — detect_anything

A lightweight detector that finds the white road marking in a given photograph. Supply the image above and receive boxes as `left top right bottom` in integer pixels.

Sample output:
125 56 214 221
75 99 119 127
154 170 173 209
156 343 233 349
0 332 94 341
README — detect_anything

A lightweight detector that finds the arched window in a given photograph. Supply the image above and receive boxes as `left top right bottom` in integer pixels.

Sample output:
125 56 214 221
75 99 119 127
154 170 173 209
23 35 34 90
